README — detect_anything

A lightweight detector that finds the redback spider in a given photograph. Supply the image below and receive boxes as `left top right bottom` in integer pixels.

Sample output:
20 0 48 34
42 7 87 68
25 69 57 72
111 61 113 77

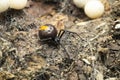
38 24 81 57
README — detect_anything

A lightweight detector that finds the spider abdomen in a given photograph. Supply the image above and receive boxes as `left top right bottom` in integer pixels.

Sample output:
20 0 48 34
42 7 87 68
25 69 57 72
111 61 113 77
39 24 57 39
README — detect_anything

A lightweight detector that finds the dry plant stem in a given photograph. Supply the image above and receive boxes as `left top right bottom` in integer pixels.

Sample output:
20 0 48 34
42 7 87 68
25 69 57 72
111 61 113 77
88 41 96 80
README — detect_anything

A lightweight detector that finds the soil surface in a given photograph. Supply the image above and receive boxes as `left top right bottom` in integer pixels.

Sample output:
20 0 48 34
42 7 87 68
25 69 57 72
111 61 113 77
0 0 120 80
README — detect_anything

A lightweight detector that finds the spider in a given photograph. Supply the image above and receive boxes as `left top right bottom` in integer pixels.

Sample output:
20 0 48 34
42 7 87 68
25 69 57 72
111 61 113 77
38 24 81 57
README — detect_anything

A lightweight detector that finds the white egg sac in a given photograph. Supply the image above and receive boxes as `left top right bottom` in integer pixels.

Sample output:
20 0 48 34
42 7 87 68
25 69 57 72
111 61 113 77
73 0 90 8
9 0 28 9
73 0 98 8
84 0 104 19
0 0 9 13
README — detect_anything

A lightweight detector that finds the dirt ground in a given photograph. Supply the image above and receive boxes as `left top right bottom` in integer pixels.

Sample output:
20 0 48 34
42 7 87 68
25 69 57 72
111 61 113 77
0 0 120 80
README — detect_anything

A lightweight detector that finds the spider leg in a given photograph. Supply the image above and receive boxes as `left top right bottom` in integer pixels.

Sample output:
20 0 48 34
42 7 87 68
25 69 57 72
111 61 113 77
58 29 82 40
60 43 70 58
58 29 84 59
57 29 65 39
57 29 84 59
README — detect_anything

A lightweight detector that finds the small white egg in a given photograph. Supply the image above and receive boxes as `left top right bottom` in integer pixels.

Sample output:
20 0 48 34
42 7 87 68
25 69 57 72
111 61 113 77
73 0 89 8
73 0 98 8
9 0 27 9
0 0 9 13
84 0 104 19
